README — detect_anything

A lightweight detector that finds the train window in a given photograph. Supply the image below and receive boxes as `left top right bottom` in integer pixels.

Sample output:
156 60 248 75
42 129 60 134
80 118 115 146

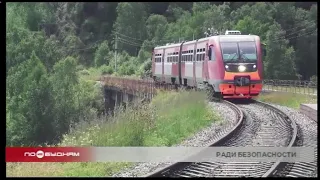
189 55 192 62
209 48 216 61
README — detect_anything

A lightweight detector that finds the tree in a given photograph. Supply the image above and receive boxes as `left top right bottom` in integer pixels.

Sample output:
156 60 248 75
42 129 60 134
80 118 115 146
265 22 297 80
6 51 54 146
50 56 79 140
113 2 148 55
146 15 168 41
94 40 111 67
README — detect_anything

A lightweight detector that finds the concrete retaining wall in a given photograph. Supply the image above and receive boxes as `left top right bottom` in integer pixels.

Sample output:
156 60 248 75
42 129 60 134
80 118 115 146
300 104 317 122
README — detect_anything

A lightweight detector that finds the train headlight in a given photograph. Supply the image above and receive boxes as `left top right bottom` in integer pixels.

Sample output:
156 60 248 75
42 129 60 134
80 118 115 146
225 65 229 69
253 65 256 69
238 65 246 72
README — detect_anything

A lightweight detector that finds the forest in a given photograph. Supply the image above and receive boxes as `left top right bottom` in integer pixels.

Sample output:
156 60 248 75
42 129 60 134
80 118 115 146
6 2 317 146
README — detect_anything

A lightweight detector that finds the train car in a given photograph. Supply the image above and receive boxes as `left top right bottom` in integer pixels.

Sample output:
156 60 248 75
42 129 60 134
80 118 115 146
151 30 266 100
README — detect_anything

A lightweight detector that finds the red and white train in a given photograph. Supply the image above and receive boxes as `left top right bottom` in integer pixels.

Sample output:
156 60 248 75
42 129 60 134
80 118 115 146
151 30 266 99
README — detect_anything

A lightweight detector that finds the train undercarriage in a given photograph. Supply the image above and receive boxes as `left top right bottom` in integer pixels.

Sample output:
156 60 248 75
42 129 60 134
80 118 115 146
152 76 259 102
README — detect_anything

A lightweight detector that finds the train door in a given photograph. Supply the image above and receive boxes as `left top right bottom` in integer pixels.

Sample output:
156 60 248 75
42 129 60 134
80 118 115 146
204 43 209 81
161 48 165 83
151 48 155 77
195 43 205 82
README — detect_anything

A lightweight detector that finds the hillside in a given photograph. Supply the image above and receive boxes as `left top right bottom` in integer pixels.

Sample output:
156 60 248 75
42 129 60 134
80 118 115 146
6 2 318 147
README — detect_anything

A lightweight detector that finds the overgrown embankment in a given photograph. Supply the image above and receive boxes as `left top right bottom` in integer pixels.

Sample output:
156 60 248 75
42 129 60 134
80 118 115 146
256 92 317 109
6 90 221 177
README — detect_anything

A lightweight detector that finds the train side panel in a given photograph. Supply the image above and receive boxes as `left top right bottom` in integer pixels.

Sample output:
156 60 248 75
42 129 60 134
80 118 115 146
207 38 225 93
152 49 163 81
181 42 195 86
195 41 207 84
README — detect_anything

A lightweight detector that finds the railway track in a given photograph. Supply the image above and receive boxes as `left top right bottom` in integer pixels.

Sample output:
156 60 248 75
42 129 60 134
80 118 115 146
144 99 301 177
264 103 318 177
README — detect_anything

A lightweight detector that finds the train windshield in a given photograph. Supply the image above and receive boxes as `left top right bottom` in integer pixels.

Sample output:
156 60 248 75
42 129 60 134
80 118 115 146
220 42 239 62
238 42 257 62
221 42 257 62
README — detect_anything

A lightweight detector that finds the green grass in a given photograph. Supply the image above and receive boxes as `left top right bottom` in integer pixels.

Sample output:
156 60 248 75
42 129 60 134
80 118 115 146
6 90 221 177
256 92 317 109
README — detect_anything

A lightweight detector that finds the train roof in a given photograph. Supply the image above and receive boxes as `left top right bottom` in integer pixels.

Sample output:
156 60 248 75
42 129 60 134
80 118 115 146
154 34 259 50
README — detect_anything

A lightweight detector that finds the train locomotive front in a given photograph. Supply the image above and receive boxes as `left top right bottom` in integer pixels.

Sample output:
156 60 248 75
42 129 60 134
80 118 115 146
207 33 265 99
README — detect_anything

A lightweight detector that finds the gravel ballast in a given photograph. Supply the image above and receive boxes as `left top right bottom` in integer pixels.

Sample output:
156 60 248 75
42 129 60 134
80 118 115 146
111 101 237 177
